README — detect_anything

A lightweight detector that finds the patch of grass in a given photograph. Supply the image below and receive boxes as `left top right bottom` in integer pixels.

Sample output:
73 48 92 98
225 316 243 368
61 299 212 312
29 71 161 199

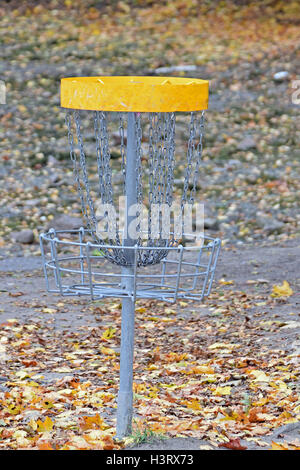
128 420 166 445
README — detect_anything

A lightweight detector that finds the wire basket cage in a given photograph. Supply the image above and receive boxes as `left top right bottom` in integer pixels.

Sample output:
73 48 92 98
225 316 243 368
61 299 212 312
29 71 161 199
40 228 221 303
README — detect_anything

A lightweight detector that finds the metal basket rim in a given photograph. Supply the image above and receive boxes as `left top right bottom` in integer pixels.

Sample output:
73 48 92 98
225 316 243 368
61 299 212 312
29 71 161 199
40 227 221 252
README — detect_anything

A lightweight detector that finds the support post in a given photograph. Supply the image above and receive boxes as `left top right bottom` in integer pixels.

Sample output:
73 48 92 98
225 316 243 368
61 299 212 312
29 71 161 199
116 112 137 439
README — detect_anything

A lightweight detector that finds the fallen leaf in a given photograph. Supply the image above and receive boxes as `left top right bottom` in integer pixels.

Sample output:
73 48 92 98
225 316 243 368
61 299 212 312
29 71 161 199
271 281 293 298
38 442 54 450
219 279 234 285
219 438 247 450
271 441 289 450
101 327 116 341
250 370 270 382
214 386 231 396
37 416 54 433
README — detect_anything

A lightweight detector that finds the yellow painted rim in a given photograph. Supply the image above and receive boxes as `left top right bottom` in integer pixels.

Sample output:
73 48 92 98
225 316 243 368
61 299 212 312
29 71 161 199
61 76 209 112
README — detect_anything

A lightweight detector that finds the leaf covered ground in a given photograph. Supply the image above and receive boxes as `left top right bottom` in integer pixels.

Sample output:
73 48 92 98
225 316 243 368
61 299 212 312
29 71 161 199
0 240 299 450
0 0 299 451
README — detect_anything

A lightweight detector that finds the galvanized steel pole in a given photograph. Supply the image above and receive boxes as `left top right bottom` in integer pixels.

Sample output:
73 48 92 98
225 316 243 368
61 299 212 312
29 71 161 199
116 112 137 439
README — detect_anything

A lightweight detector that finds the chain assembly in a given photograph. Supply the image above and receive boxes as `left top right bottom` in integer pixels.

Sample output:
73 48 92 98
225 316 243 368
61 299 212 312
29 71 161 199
65 109 205 267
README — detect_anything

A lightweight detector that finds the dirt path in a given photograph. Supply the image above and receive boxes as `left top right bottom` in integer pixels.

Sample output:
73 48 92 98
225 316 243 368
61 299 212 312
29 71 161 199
0 237 299 331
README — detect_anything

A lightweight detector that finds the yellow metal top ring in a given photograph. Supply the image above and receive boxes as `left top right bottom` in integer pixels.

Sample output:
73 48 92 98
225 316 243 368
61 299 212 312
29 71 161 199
61 76 209 112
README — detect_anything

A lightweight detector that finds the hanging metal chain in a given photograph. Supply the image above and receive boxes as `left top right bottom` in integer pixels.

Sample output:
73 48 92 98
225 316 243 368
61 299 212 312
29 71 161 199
67 110 126 264
190 111 205 204
135 112 143 206
165 112 176 207
142 112 177 265
119 113 126 190
156 113 163 205
94 111 114 205
182 112 195 208
93 111 127 263
74 111 98 228
94 111 105 203
66 110 95 235
148 113 176 208
149 112 161 205
182 111 205 206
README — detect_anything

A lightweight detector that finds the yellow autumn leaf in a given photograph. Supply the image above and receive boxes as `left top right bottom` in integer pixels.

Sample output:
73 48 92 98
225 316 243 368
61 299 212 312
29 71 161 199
15 370 31 380
118 1 130 13
80 413 105 430
213 386 231 396
13 430 30 447
5 402 21 415
101 327 116 340
219 279 234 285
123 436 135 447
101 346 115 355
164 308 176 314
250 370 270 382
69 435 91 449
84 429 105 441
271 281 293 298
183 399 202 410
271 441 289 450
18 104 27 114
37 416 54 432
208 342 237 350
185 365 215 374
136 307 146 313
29 419 38 431
42 308 57 314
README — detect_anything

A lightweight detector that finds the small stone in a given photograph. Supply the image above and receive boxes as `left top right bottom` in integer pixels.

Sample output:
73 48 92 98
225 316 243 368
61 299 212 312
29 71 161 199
204 201 216 219
273 71 289 82
155 64 197 74
246 173 259 184
13 229 35 244
47 214 83 231
24 198 41 207
237 135 257 151
262 169 280 180
204 217 220 231
226 159 241 168
263 220 285 235
47 155 59 166
49 173 61 184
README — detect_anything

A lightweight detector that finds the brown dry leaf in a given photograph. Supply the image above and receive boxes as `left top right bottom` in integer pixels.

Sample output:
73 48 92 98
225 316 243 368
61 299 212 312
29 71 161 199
219 438 247 450
38 442 54 450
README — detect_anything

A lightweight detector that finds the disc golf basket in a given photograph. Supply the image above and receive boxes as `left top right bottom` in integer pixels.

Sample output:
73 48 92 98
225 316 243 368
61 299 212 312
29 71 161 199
40 76 221 438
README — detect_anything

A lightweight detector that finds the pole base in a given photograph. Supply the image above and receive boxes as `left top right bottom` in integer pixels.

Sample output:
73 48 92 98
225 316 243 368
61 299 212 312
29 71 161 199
116 391 134 439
